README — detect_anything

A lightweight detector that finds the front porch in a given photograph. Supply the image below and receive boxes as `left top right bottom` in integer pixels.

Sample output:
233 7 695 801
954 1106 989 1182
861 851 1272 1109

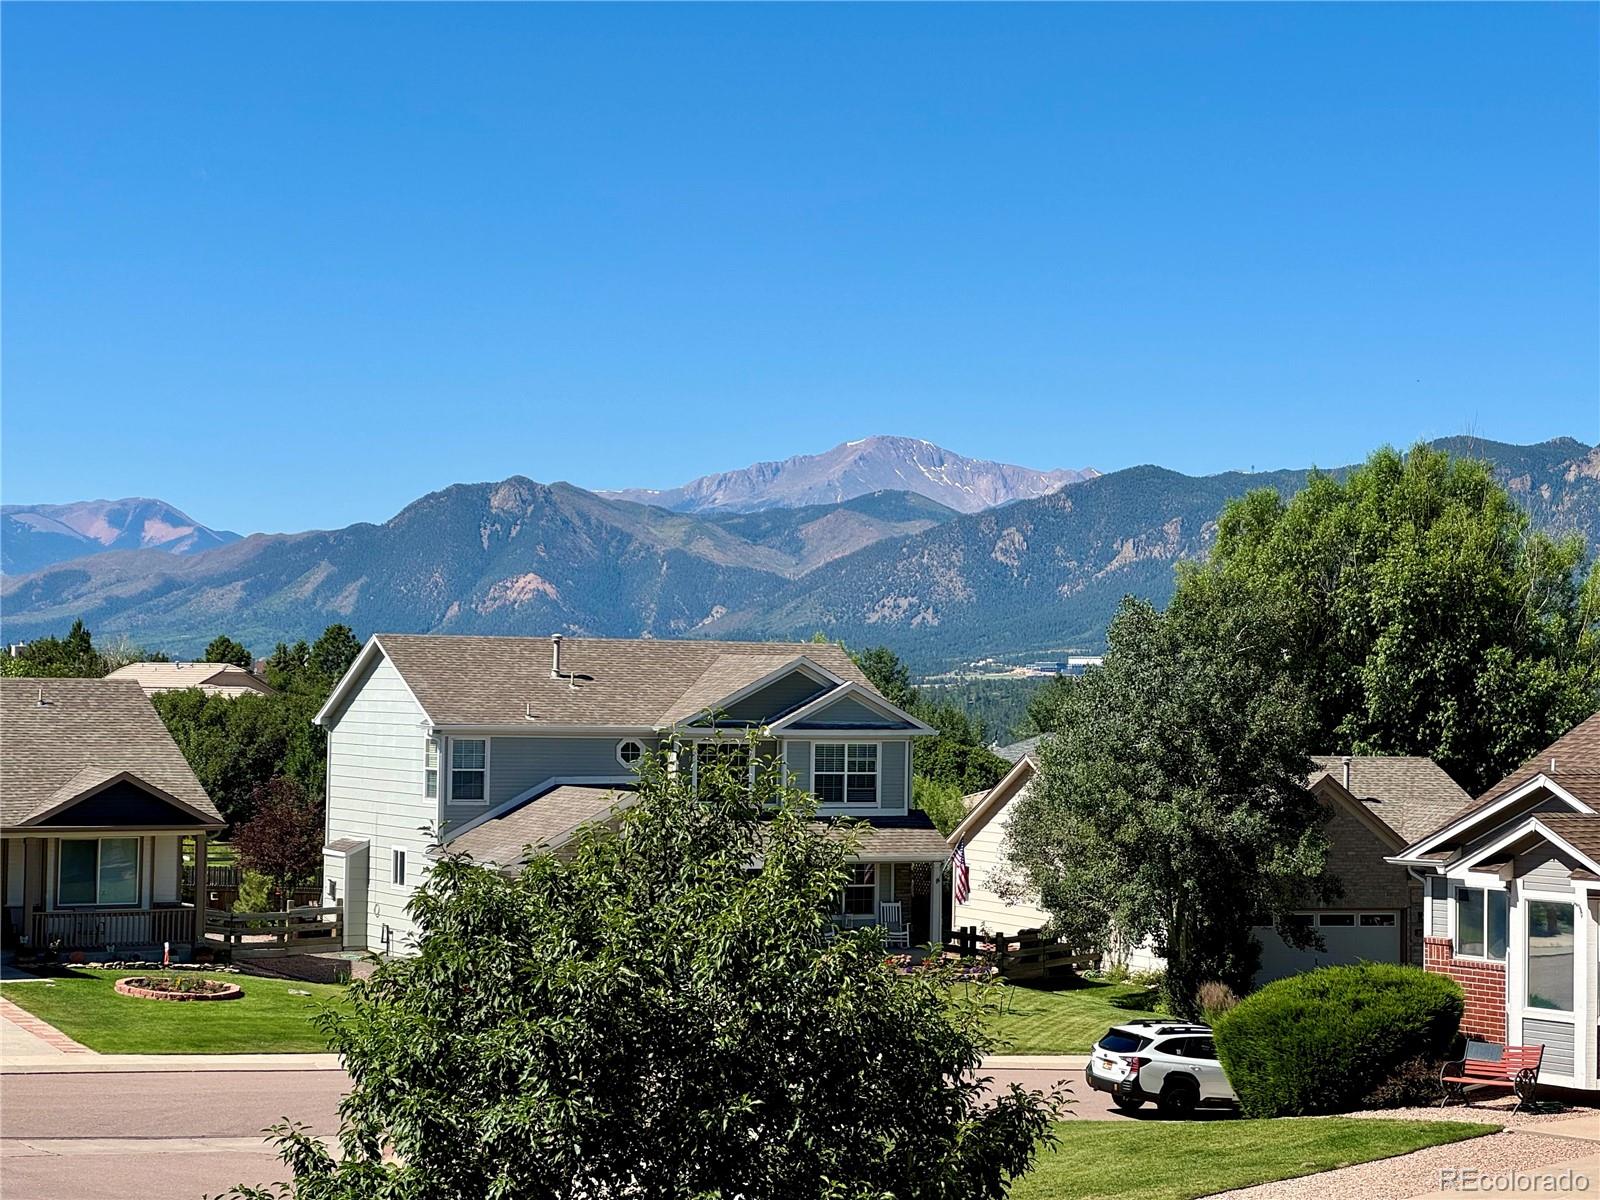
833 858 947 947
3 832 214 958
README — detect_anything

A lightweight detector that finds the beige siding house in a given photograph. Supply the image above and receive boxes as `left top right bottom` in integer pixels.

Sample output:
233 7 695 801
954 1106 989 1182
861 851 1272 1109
950 747 1470 983
106 661 275 698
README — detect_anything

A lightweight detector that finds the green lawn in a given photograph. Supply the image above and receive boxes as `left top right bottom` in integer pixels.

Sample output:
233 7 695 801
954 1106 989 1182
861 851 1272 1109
978 978 1164 1054
1 969 345 1054
1015 1117 1494 1200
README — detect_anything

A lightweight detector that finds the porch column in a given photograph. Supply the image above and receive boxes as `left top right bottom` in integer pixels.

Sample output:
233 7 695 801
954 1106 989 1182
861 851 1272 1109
930 861 945 946
192 832 208 952
1579 889 1598 1087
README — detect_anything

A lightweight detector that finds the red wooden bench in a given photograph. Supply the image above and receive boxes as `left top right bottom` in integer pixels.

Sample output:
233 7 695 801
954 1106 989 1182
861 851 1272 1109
1439 1044 1544 1113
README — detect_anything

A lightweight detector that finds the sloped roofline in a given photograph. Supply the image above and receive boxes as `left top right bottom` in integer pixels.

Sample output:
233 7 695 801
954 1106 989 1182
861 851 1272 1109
670 655 845 727
1391 773 1593 865
314 635 432 729
1419 811 1600 880
18 768 227 830
1307 773 1408 852
947 753 1037 846
764 680 937 735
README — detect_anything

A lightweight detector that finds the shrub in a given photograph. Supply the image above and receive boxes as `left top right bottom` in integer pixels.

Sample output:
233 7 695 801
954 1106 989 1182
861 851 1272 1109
1362 1054 1455 1109
234 870 273 918
1214 964 1463 1117
1196 980 1239 1025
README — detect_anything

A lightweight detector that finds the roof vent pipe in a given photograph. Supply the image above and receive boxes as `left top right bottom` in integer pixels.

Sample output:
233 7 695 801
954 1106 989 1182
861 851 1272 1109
550 634 563 680
1342 755 1351 790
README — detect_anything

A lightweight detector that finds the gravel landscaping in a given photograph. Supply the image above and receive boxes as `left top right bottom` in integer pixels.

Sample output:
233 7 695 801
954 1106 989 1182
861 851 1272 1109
1343 1097 1597 1131
1208 1128 1594 1200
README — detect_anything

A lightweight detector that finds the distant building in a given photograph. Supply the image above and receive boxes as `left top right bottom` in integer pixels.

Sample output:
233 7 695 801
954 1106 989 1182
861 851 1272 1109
1021 655 1102 678
105 661 275 698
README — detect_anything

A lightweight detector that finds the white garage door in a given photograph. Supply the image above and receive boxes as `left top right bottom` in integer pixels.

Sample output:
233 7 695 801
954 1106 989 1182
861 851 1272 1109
1253 911 1401 985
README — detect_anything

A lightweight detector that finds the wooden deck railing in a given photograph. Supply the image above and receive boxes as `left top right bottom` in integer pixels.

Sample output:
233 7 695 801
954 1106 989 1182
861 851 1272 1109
30 906 197 951
947 926 1099 981
203 903 342 958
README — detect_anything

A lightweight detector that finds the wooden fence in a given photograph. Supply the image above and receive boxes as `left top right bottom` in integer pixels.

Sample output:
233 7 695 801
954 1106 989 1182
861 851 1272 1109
947 926 1100 981
183 864 321 914
29 907 197 951
203 902 343 958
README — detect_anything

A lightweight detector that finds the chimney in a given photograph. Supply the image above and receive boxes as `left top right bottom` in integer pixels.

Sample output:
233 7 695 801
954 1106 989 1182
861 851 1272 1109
1341 755 1352 790
550 634 563 680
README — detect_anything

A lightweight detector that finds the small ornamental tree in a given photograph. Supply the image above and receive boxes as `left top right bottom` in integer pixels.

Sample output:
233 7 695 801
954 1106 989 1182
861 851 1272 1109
227 740 1057 1200
231 778 323 909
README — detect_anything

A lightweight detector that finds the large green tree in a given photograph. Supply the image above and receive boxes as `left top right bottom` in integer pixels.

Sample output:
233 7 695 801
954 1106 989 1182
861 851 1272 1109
1005 584 1330 1012
1196 443 1599 793
229 743 1055 1200
204 634 254 669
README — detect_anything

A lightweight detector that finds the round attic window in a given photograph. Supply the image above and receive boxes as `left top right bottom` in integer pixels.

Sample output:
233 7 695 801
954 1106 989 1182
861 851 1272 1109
616 739 645 769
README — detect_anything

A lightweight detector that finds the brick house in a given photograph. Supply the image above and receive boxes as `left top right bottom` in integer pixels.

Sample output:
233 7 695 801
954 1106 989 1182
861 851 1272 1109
1392 714 1600 1092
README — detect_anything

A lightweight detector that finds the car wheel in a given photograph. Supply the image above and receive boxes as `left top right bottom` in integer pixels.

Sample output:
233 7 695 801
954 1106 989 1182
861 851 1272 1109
1112 1095 1145 1113
1157 1079 1198 1118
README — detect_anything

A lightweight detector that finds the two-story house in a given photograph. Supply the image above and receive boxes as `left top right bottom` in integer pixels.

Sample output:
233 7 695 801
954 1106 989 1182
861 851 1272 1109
314 634 947 956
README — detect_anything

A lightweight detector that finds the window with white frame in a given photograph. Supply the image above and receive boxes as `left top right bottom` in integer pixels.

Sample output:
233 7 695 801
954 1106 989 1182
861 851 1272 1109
616 738 646 769
694 741 750 791
838 864 877 918
1454 887 1508 960
57 837 140 907
814 743 878 806
450 739 487 804
424 738 439 799
392 848 407 886
1526 900 1574 1012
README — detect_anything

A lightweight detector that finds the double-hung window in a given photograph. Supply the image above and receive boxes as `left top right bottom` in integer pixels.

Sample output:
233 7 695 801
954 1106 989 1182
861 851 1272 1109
839 864 877 918
814 743 878 806
450 739 487 804
57 838 140 907
1454 887 1508 959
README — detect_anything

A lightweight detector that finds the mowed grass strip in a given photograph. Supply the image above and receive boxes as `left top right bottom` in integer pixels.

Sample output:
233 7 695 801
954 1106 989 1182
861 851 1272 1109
1014 1117 1495 1200
1 969 345 1054
978 978 1163 1055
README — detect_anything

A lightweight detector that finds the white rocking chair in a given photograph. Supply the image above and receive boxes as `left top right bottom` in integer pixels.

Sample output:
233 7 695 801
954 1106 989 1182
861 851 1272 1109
879 901 911 950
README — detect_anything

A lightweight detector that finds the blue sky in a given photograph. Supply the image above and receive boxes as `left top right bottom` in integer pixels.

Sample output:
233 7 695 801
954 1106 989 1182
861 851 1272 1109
3 4 1596 534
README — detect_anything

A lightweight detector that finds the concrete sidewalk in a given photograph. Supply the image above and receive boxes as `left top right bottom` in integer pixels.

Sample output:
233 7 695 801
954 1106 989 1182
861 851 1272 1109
4 1051 344 1074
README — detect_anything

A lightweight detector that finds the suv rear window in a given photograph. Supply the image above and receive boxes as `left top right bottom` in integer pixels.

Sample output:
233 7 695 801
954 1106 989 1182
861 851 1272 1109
1099 1029 1152 1053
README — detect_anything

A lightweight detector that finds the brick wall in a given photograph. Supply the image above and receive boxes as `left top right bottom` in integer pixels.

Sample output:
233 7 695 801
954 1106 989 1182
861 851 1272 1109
1424 936 1507 1042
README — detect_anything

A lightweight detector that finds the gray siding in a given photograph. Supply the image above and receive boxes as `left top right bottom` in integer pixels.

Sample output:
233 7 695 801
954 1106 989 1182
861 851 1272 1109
791 694 912 729
484 736 648 807
716 673 829 724
1429 876 1448 936
1516 846 1576 895
1522 1017 1576 1077
880 740 908 813
324 654 432 954
785 740 811 793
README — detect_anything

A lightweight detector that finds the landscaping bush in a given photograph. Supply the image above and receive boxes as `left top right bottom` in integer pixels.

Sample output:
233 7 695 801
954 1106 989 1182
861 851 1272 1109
1362 1054 1456 1109
234 870 273 917
1196 980 1238 1026
1214 963 1463 1117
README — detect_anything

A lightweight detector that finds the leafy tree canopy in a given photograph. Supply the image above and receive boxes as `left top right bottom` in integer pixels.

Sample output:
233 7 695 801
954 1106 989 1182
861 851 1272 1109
1 619 108 678
232 777 323 908
204 634 254 669
1006 584 1330 1012
230 743 1055 1200
1194 443 1599 793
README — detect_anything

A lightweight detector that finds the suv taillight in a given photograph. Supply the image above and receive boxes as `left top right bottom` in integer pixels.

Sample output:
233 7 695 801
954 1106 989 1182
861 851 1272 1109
1125 1057 1146 1076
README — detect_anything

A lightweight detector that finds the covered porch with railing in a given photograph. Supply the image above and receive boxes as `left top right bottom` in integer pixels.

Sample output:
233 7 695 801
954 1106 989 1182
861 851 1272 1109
28 905 198 952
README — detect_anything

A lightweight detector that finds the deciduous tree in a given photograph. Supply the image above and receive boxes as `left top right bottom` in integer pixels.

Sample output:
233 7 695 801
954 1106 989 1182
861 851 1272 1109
228 742 1056 1200
232 778 323 909
204 634 254 669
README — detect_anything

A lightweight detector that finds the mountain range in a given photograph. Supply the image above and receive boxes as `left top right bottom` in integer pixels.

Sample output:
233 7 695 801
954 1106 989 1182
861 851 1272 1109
1 435 1594 668
600 435 1097 514
1 498 240 576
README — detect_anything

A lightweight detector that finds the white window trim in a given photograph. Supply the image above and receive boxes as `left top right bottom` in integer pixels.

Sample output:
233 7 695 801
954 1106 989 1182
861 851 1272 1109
424 736 439 800
811 740 882 809
616 738 647 770
55 835 143 908
446 736 491 808
1521 892 1578 1017
836 863 878 919
1451 883 1510 964
391 847 408 887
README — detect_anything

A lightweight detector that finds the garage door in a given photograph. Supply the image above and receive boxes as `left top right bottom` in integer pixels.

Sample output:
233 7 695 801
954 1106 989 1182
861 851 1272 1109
1253 911 1401 985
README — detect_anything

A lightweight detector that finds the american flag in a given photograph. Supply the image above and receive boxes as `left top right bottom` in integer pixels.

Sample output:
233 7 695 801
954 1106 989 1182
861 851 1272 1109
951 839 970 905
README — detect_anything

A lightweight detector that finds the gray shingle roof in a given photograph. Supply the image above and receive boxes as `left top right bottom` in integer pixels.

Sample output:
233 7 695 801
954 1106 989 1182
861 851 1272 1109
1309 755 1472 843
372 635 873 729
812 812 948 859
1 677 222 827
994 736 1043 764
105 661 274 695
445 784 636 867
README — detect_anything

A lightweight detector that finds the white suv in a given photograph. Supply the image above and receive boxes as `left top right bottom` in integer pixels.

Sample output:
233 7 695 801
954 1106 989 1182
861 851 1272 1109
1086 1019 1238 1116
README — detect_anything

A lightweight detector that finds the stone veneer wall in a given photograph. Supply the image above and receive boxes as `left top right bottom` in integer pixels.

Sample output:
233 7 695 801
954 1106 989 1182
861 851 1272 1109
1424 936 1507 1042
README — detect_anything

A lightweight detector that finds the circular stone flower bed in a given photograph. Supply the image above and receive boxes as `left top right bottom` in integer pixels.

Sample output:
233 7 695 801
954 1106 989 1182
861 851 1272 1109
114 975 243 1002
